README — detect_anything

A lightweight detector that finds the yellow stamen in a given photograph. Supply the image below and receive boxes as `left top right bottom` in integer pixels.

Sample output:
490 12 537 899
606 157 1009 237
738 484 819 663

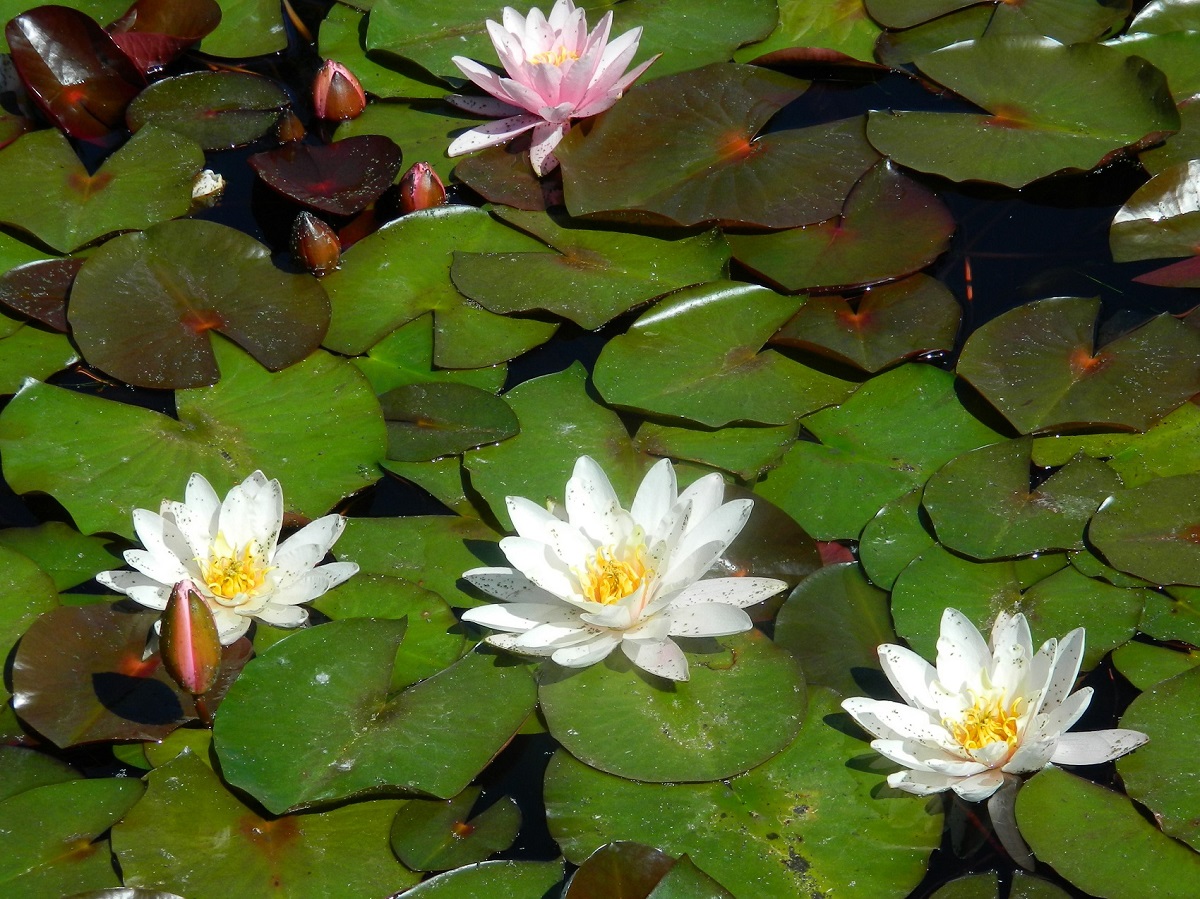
948 694 1024 752
579 546 648 605
528 46 579 66
199 538 268 604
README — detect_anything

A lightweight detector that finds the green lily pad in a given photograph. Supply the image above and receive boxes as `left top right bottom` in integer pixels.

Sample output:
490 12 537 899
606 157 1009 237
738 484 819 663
0 314 77 394
1017 765 1200 898
0 126 201 253
399 859 565 898
199 0 286 57
112 750 417 898
866 0 1128 40
957 296 1200 434
1140 588 1200 645
923 439 1121 559
728 161 956 292
69 220 330 389
451 208 729 329
126 71 289 150
594 281 856 428
770 274 961 372
0 777 143 899
1139 96 1200 176
1112 640 1200 692
1110 159 1200 262
734 0 883 64
0 521 114 591
874 4 997 66
539 629 806 782
634 421 798 481
756 364 1003 540
390 787 520 871
336 102 478 183
1089 473 1200 585
214 621 535 813
463 363 653 531
0 544 59 706
1108 31 1200 104
0 746 79 802
858 488 937 590
322 205 557 365
350 314 506 397
382 382 518 462
560 66 880 228
774 562 896 695
1019 566 1145 669
545 687 942 898
0 340 386 539
867 37 1178 188
319 4 446 101
143 727 214 770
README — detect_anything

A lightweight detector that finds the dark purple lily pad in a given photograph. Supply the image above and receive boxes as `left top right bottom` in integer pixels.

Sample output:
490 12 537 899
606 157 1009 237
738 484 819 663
68 219 330 389
108 0 222 73
0 257 83 331
728 161 955 292
127 71 289 150
249 135 403 216
558 64 880 228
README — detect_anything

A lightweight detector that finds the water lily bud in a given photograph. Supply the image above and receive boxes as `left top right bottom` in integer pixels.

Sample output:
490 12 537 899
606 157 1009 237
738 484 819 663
291 211 341 276
276 109 306 144
312 59 366 121
398 162 446 213
160 579 222 696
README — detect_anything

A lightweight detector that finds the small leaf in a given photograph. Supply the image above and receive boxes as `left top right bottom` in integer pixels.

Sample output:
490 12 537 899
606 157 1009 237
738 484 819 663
389 787 521 872
127 71 289 150
249 136 403 216
381 382 518 462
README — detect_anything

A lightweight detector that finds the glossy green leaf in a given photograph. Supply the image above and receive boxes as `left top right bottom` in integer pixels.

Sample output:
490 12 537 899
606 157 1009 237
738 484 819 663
635 421 798 481
0 544 59 706
351 314 506 397
0 316 78 394
645 855 735 898
775 563 896 695
560 67 879 228
0 746 79 802
382 382 518 462
867 37 1178 187
390 787 520 871
0 777 143 899
1020 566 1145 669
126 72 289 150
867 0 1128 39
1140 587 1200 645
594 282 855 428
336 103 478 183
734 0 883 64
143 727 214 770
322 205 557 365
69 220 330 389
199 0 286 57
563 842 674 898
319 4 446 101
1108 31 1200 104
1111 159 1200 262
0 340 386 539
1112 640 1200 692
1090 473 1200 585
112 751 417 899
546 687 942 898
214 621 535 812
451 209 729 329
858 488 936 590
0 126 201 253
729 161 956 292
1139 94 1200 176
0 521 114 591
1017 766 1200 898
399 859 565 898
539 629 806 782
957 296 1200 433
756 364 1002 540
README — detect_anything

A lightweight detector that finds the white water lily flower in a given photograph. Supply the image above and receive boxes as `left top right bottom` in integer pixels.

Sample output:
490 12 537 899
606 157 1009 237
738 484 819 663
843 608 1148 801
461 456 787 681
96 471 357 645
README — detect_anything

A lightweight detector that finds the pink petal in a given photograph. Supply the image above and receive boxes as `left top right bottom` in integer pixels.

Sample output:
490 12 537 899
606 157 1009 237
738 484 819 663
529 121 566 175
445 93 522 118
447 114 541 157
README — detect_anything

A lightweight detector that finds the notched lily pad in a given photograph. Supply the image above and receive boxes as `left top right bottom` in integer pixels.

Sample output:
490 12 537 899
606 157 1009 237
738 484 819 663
0 257 81 331
108 0 222 74
127 71 289 150
382 381 519 462
389 786 521 872
1090 473 1200 586
1110 158 1200 263
249 136 403 216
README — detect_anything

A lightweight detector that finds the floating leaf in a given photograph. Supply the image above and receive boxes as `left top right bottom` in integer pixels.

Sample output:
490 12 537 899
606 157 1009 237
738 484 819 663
398 859 565 898
381 382 518 462
1019 566 1145 669
0 340 386 539
858 488 936 590
249 136 403 216
1090 473 1200 585
594 281 855 428
0 313 77 394
0 544 59 706
336 103 479 182
0 127 201 253
957 296 1200 433
1111 159 1200 263
539 629 806 782
564 843 674 898
127 72 289 150
108 0 222 73
0 521 114 591
734 0 883 64
351 314 506 396
0 257 81 331
214 622 535 813
727 160 956 292
635 421 798 481
390 787 520 872
69 219 329 388
319 4 446 101
199 0 286 57
866 0 1128 40
1111 640 1200 692
0 746 79 802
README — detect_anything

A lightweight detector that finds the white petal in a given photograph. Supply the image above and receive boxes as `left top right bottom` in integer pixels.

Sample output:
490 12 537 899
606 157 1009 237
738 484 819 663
951 769 1006 801
658 500 752 594
666 603 751 638
447 114 541 157
1003 737 1056 774
529 121 565 175
211 605 252 645
887 769 959 796
486 632 555 657
871 739 981 776
674 473 726 533
126 584 172 610
936 608 991 692
573 52 658 118
877 643 943 715
514 621 597 651
446 93 524 117
1041 627 1085 711
277 513 345 557
1050 729 1148 765
183 472 222 524
629 458 676 534
551 632 621 667
842 697 958 750
668 577 786 610
499 536 575 597
123 548 189 586
463 567 560 603
1040 686 1093 736
96 568 161 594
131 508 193 573
253 604 309 628
565 456 623 546
462 601 580 633
220 471 282 555
507 495 562 543
621 635 689 681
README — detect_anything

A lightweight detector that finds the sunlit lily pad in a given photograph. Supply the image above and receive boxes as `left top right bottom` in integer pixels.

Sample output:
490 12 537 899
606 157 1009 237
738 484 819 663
390 787 520 872
0 544 59 706
0 746 79 801
560 67 879 228
545 687 942 897
127 72 289 150
1112 641 1200 692
866 0 1128 41
215 622 535 812
199 0 286 58
112 750 418 899
381 382 518 462
0 126 201 253
1090 473 1200 585
400 859 565 898
957 296 1200 433
1019 566 1145 668
858 488 936 590
336 102 479 182
756 364 1002 540
0 314 78 394
734 0 883 64
451 208 730 329
1107 31 1200 104
1110 159 1200 263
0 521 114 591
1140 587 1200 645
539 629 806 782
250 136 403 216
319 4 446 101
322 205 557 365
770 274 961 370
351 314 506 397
867 37 1179 187
594 281 855 427
69 219 329 388
634 421 798 481
0 340 386 539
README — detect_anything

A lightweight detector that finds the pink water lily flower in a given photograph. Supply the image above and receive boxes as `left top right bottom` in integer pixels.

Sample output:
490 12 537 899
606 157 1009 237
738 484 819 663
447 0 659 175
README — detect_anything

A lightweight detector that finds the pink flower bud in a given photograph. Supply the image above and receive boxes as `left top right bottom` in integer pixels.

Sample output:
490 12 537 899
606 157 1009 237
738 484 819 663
312 60 366 121
160 579 222 696
398 162 446 214
291 212 341 276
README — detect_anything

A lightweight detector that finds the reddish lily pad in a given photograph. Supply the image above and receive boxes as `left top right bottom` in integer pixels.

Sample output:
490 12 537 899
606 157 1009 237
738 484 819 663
127 71 289 150
108 0 222 73
68 219 329 389
727 161 955 292
770 274 961 371
6 5 143 139
389 787 520 872
0 257 82 331
1110 159 1200 263
0 126 202 253
452 136 559 212
867 37 1179 187
1090 474 1200 586
381 381 519 462
956 296 1200 434
250 136 403 216
558 65 880 228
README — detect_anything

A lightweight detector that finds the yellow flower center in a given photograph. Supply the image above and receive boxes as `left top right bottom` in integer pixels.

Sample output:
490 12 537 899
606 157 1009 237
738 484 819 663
579 546 649 605
949 694 1024 752
199 538 269 605
528 46 579 66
